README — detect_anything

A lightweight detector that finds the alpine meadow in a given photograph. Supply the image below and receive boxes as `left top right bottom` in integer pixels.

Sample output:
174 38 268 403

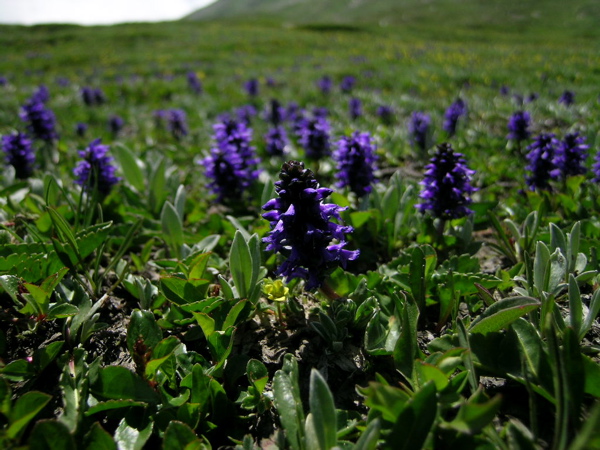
0 0 600 448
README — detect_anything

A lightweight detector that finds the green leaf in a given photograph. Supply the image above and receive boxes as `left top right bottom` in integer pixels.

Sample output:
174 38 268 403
568 274 582 337
230 230 252 299
247 359 269 393
149 157 167 215
393 293 419 380
273 363 305 450
46 206 80 258
0 377 11 416
28 419 76 450
90 366 159 403
447 392 502 434
354 418 380 450
0 274 22 306
386 381 437 450
206 326 235 370
163 421 200 450
161 201 184 259
32 341 64 373
83 422 117 450
359 382 411 423
309 369 337 450
86 400 148 416
114 417 153 450
161 276 208 306
8 391 52 439
0 359 36 381
113 144 145 193
409 246 426 312
469 296 540 335
127 309 163 356
48 303 79 319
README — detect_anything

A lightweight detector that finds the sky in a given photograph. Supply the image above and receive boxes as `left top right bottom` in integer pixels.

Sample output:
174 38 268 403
0 0 218 25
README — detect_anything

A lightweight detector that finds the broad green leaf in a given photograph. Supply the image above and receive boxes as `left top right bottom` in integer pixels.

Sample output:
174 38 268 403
0 274 22 306
273 369 305 450
161 201 184 259
163 421 200 450
85 399 148 416
0 377 11 416
28 419 76 450
230 230 252 299
359 382 410 422
149 157 167 215
447 393 502 434
207 326 235 370
0 359 36 381
247 359 269 393
127 309 163 356
193 312 216 338
83 422 117 450
354 418 380 450
48 303 79 318
8 391 52 438
386 381 437 450
113 144 145 193
415 362 448 391
469 296 540 335
90 366 159 403
309 369 337 450
161 276 208 305
114 417 153 450
32 341 64 373
409 246 426 312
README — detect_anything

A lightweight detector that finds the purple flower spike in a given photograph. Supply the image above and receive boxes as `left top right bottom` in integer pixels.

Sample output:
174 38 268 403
187 71 203 94
266 99 284 126
408 111 431 153
202 118 261 202
108 115 124 136
262 160 359 290
81 87 105 106
167 109 188 140
349 98 362 120
558 90 575 106
20 96 58 143
554 132 588 179
525 133 561 191
2 132 35 179
376 105 394 125
76 122 88 137
73 138 120 195
416 143 477 220
244 78 259 97
340 76 356 93
333 131 378 197
443 98 467 137
31 85 50 104
507 110 531 142
236 104 257 125
296 116 331 160
318 75 332 94
265 126 289 157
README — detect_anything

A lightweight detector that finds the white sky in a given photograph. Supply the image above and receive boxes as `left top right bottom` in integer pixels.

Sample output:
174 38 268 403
0 0 218 25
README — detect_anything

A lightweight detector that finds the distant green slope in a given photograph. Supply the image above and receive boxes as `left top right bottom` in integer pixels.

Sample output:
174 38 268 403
185 0 600 41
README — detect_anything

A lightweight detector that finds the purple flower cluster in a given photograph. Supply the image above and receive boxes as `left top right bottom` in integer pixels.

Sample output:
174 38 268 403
349 97 362 120
443 98 467 137
20 89 58 143
525 133 561 191
244 78 259 97
81 87 105 106
340 76 356 93
296 116 331 160
593 152 600 183
202 118 261 202
166 109 188 140
236 104 257 125
265 126 288 157
416 143 477 220
2 132 35 179
265 99 284 126
187 71 203 94
376 105 394 125
262 161 359 290
507 110 531 142
333 131 378 197
317 75 332 94
76 122 88 137
73 138 120 194
558 90 575 106
108 115 124 136
554 132 588 179
408 111 431 152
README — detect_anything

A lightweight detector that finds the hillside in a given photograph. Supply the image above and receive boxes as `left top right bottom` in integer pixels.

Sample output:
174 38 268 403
185 0 600 41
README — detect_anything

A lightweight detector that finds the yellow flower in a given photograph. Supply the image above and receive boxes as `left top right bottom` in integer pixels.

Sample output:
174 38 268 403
263 279 289 303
